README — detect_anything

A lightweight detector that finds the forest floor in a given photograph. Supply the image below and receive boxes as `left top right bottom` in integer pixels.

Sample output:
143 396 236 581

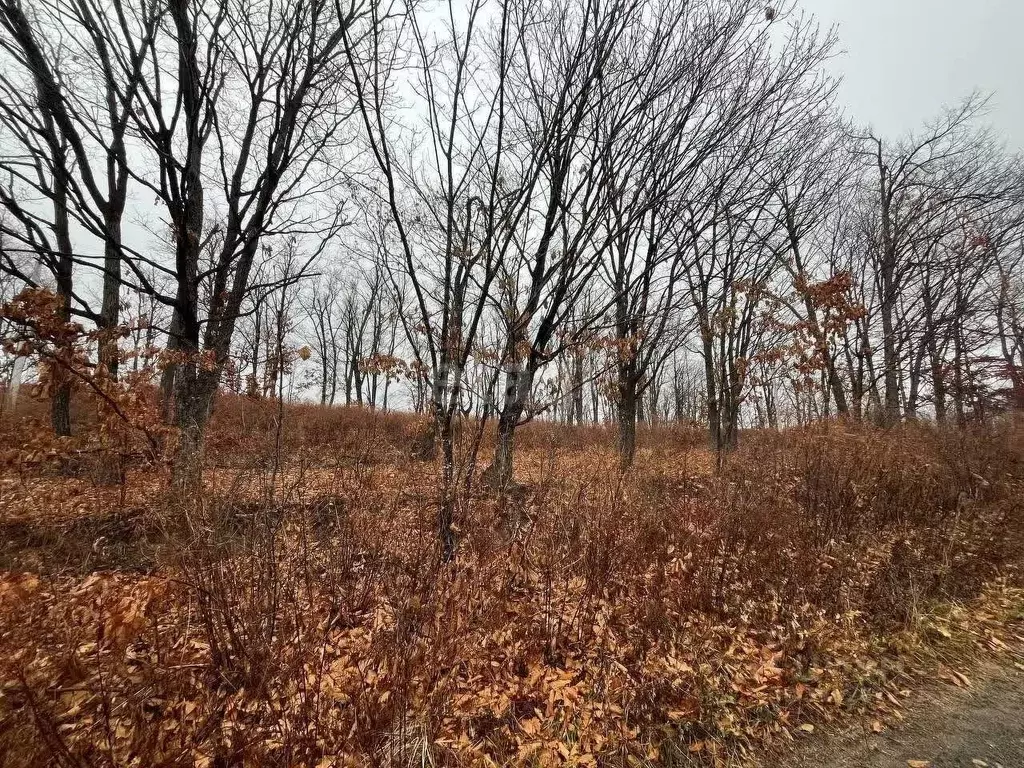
3 400 1024 767
772 653 1024 768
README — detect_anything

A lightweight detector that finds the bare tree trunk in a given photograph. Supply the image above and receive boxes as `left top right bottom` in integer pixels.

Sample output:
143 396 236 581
487 376 517 487
487 363 531 488
880 265 901 425
764 379 778 429
860 321 884 422
50 379 72 437
490 407 518 488
49 132 74 437
905 342 927 419
824 357 847 417
702 330 721 450
844 330 865 420
437 409 456 561
171 367 218 492
721 365 742 450
617 365 638 471
100 216 122 378
952 327 966 426
572 353 584 425
160 309 182 424
319 340 329 404
929 336 947 424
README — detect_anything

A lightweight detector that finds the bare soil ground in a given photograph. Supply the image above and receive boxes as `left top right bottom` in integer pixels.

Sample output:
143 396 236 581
774 656 1024 768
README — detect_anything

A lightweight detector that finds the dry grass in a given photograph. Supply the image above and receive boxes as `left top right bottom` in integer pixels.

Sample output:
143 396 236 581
1 398 1023 767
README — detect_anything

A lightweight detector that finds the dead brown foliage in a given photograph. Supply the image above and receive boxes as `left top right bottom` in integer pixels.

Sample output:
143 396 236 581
1 399 1023 767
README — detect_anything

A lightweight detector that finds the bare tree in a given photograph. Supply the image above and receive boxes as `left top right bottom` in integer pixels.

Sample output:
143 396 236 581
1 0 369 484
766 110 854 416
597 0 835 467
345 0 550 555
0 0 167 379
852 94 1011 425
484 0 655 486
304 268 346 405
134 0 363 487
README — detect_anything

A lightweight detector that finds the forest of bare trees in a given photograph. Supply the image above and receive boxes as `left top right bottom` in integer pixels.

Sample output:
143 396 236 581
2 0 1024 489
6 4 1024 763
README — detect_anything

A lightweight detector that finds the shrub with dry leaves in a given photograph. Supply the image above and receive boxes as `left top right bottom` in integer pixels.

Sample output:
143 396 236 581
1 401 1023 767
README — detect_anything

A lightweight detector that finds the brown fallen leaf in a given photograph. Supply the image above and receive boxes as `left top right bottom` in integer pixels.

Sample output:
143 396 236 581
870 720 884 733
907 760 930 768
951 670 972 687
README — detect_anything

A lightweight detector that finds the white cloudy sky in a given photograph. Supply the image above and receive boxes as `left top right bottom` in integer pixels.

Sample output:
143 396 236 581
802 0 1024 146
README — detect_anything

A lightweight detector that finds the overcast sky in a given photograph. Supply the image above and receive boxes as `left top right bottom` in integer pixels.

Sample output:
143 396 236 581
802 0 1024 147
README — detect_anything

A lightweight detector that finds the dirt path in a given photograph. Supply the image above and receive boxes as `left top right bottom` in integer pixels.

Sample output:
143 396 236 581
773 658 1024 768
